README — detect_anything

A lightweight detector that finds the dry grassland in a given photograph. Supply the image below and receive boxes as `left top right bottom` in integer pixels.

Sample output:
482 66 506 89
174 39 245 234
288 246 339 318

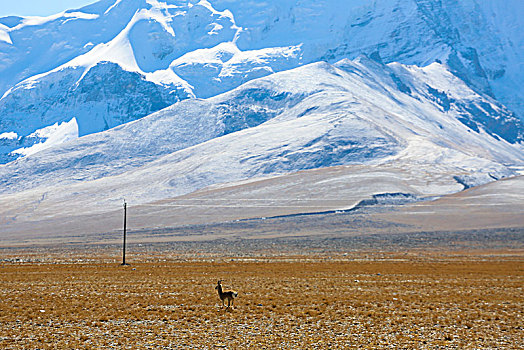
0 253 522 349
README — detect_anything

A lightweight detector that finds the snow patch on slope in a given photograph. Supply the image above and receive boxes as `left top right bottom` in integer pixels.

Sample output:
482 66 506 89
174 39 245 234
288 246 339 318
0 24 12 44
12 12 100 30
11 118 78 157
0 132 17 140
171 41 302 97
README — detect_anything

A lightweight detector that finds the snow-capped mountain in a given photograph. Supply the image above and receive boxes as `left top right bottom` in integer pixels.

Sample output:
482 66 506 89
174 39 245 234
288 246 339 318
0 0 523 163
1 58 522 213
0 0 523 240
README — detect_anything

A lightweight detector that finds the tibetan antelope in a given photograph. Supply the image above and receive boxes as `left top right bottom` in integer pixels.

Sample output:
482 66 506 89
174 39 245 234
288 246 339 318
215 280 238 309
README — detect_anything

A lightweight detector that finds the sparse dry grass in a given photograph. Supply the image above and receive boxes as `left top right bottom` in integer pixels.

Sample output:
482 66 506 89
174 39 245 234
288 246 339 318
0 252 522 349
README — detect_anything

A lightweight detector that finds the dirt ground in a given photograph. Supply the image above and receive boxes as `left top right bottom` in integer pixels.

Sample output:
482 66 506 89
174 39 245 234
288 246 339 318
0 246 522 349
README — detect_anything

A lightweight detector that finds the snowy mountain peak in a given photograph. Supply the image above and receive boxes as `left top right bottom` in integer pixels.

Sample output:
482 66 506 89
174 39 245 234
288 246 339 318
0 0 522 168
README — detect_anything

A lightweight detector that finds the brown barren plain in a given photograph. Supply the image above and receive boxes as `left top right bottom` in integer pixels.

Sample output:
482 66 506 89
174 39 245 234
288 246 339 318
0 244 522 349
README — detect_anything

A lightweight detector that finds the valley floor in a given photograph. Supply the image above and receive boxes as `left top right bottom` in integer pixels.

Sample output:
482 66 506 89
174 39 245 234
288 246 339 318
0 235 522 349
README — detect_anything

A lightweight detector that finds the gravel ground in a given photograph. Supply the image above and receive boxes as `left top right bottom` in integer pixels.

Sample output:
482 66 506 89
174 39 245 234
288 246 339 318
0 246 522 349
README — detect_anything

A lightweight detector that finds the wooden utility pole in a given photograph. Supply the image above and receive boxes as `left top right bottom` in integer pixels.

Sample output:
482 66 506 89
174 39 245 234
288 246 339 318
121 200 128 265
